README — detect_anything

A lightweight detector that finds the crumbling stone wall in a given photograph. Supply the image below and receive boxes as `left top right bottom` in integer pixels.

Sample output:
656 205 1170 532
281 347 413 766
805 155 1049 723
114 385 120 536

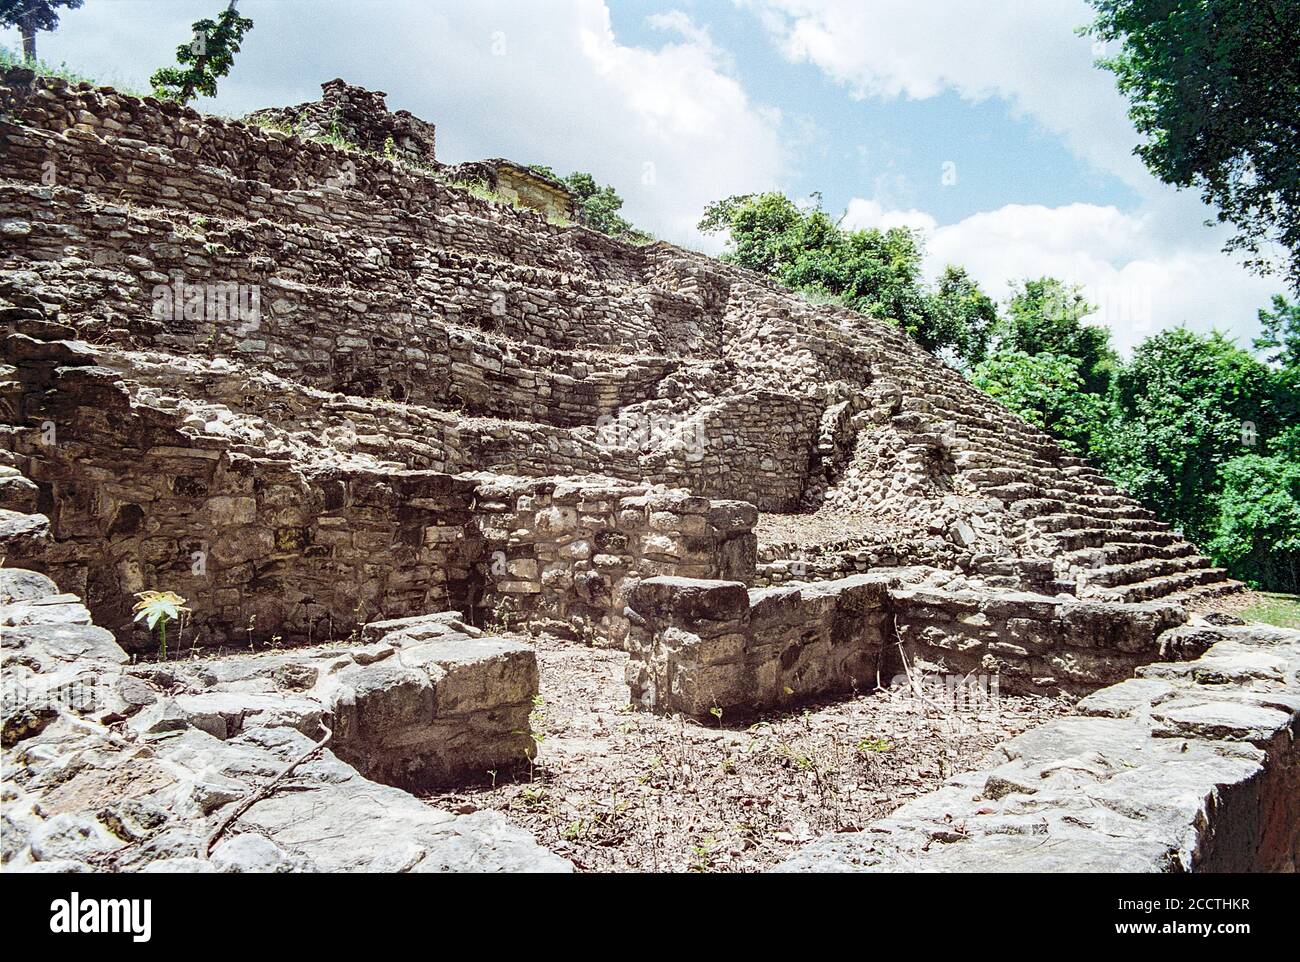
147 611 538 791
247 78 438 167
2 327 763 652
0 185 824 510
442 159 577 221
2 338 482 651
625 570 1192 717
890 585 1188 695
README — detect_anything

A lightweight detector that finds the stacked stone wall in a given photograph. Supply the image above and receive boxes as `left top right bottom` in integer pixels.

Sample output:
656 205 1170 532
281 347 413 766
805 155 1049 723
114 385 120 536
625 571 1193 718
247 78 438 167
890 586 1188 696
471 476 756 647
626 574 891 720
2 339 482 651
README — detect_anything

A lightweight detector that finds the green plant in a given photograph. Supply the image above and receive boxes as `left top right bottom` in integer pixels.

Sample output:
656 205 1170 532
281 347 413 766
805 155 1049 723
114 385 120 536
1208 450 1300 591
1085 0 1300 292
971 349 1112 455
150 1 254 105
132 590 190 660
528 694 547 745
697 191 998 368
856 736 893 754
689 835 718 872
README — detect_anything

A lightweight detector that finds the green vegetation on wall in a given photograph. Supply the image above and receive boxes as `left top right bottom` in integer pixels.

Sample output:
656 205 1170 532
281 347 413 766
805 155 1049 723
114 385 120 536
529 166 649 241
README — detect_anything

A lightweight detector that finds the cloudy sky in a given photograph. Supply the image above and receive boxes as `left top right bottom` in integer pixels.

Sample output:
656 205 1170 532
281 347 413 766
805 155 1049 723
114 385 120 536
5 0 1284 352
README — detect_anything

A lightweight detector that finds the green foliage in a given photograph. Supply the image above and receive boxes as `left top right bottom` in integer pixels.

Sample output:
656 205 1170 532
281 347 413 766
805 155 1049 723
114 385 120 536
150 1 253 105
997 277 1117 394
0 0 82 61
930 266 997 368
971 350 1111 454
1099 328 1285 546
1208 452 1300 591
697 192 996 368
530 166 647 239
563 171 634 236
1086 0 1300 293
1254 294 1300 369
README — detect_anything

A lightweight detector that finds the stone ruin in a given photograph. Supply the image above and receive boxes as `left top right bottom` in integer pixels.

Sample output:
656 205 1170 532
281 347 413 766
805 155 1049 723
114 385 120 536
0 67 1296 873
247 78 439 168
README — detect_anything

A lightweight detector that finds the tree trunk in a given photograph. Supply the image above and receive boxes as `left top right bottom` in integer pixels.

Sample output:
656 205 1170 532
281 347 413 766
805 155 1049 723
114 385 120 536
20 16 37 61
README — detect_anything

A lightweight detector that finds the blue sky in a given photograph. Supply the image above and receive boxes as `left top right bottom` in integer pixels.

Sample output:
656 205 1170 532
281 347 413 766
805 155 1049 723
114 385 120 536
605 0 1135 223
3 0 1282 352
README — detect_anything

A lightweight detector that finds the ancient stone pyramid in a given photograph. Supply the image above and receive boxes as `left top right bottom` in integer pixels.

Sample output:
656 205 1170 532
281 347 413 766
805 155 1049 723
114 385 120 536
6 70 1300 877
0 68 1238 656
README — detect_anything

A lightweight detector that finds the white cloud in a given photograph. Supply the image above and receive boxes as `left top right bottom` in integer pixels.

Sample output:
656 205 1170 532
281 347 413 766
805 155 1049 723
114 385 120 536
746 0 1151 189
843 198 937 235
844 197 1277 353
750 0 1278 350
3 1 784 249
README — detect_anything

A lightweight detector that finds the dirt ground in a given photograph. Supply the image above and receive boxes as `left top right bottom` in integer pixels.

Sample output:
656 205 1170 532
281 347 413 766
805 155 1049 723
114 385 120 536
424 635 1074 873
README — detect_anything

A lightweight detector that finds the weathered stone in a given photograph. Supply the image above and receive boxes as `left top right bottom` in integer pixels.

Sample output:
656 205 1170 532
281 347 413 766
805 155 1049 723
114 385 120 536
1 568 569 874
775 623 1300 873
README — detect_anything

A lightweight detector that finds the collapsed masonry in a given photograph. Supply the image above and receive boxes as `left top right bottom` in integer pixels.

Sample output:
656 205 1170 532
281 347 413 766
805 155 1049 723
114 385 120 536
1 67 1293 873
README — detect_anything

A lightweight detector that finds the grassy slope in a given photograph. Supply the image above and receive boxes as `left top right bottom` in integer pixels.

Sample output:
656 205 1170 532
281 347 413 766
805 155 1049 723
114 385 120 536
1240 592 1300 629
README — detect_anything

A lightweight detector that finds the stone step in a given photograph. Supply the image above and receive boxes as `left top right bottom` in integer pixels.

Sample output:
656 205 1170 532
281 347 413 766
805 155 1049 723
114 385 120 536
1092 566 1231 602
0 179 694 361
1082 552 1215 589
0 109 588 277
1058 539 1195 570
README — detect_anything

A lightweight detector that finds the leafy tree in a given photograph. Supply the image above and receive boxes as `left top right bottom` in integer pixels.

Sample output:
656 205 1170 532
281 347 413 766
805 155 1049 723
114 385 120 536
698 192 816 276
529 166 646 238
698 192 996 367
1086 0 1300 292
0 0 81 62
971 350 1110 454
1208 448 1300 591
1098 328 1284 544
1254 294 1300 369
996 277 1117 394
927 266 997 367
150 1 253 105
564 171 634 236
